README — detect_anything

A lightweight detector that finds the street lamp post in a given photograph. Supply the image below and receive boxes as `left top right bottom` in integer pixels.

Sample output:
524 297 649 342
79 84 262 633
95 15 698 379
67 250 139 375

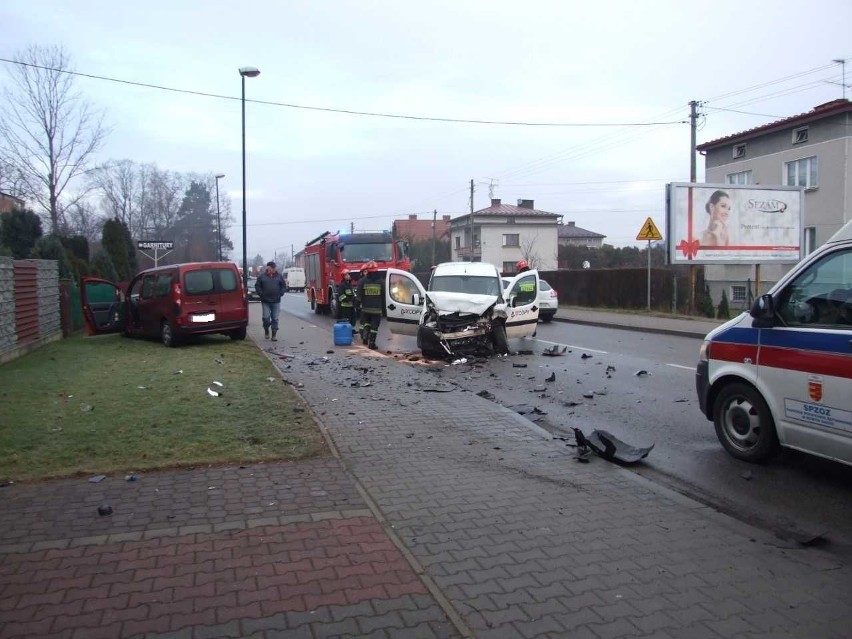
214 173 225 261
239 66 260 291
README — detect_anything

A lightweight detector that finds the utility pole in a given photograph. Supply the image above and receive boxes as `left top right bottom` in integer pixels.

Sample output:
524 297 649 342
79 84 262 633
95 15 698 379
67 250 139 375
832 58 847 100
468 179 474 262
688 99 699 315
431 209 437 267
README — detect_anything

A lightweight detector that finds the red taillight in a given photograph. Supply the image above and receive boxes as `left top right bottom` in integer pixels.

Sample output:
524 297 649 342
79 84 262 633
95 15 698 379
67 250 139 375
171 282 181 307
550 289 558 298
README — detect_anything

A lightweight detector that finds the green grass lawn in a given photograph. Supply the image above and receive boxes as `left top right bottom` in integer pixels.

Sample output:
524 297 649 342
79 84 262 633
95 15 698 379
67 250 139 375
0 333 326 482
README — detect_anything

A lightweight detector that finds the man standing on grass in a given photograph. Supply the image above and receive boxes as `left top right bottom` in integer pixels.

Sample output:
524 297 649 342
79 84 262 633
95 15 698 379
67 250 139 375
254 261 287 341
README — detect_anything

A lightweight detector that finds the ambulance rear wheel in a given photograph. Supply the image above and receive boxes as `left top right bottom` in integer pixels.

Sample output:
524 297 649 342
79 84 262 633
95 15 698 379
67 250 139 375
713 383 779 463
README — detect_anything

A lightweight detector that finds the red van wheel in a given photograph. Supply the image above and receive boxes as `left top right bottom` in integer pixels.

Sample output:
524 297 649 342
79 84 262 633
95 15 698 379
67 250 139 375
161 320 180 348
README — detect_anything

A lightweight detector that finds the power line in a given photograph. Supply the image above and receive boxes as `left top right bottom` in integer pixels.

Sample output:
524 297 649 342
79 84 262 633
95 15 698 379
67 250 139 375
703 106 783 118
704 62 838 103
0 57 683 128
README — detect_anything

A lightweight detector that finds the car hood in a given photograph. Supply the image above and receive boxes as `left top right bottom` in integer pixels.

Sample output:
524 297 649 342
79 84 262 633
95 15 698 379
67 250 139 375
426 291 498 316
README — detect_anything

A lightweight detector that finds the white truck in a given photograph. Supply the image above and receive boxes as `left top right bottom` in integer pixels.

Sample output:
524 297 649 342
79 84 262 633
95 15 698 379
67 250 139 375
283 267 306 292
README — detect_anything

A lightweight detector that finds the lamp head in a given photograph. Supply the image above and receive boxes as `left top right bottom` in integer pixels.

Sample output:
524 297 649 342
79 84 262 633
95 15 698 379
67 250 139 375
215 173 225 179
238 66 261 78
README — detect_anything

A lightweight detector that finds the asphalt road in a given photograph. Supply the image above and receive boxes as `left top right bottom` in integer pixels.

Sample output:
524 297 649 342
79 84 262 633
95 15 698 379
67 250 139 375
278 293 852 556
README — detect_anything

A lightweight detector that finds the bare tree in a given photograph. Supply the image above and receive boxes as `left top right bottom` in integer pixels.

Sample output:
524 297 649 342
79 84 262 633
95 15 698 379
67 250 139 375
92 159 137 231
520 234 543 269
145 168 184 235
0 45 107 233
63 199 104 246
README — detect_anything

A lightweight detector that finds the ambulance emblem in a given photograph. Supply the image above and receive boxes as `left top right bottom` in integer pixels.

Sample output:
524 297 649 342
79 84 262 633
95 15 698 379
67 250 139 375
808 376 823 402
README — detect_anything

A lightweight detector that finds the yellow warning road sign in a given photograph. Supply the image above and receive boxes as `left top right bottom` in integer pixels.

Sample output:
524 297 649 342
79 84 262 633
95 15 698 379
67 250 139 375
636 217 663 241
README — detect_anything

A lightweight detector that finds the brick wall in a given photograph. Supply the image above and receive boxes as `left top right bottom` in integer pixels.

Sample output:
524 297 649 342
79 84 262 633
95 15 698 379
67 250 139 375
0 257 16 356
36 261 60 337
0 258 62 364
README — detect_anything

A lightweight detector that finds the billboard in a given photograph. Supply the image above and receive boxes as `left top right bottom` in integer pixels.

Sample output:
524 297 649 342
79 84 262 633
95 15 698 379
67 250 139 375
666 183 803 265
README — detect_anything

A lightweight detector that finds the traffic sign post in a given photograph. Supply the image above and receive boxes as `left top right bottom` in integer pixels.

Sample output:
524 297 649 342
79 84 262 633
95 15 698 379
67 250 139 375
636 218 663 312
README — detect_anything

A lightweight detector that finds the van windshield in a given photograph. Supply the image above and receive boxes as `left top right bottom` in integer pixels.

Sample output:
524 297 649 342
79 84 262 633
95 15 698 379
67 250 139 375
430 275 500 296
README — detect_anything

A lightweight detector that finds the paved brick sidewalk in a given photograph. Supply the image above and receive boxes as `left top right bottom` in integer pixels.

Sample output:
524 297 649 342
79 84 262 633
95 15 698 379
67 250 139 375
259 309 852 639
0 454 459 637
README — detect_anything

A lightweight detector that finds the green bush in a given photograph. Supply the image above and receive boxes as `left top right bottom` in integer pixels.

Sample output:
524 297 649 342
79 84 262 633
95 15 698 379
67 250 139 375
698 284 716 318
0 209 43 259
30 234 74 280
717 289 730 320
91 248 119 281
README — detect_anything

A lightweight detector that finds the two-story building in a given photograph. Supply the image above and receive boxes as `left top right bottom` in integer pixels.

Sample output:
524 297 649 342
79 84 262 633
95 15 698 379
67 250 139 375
450 199 560 273
557 221 606 248
697 98 851 308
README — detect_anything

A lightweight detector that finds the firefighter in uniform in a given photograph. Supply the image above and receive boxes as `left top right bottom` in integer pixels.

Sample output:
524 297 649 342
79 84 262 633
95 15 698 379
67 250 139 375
338 271 358 333
357 261 384 350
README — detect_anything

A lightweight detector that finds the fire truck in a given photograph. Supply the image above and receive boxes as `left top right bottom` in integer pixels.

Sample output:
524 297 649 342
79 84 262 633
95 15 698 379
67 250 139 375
302 230 411 318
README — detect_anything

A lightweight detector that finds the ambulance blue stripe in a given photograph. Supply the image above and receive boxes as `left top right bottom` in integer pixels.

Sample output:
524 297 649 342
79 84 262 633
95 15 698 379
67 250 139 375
713 326 760 345
760 328 852 355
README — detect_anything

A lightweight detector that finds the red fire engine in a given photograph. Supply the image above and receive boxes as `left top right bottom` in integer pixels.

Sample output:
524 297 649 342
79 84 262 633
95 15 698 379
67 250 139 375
302 231 411 318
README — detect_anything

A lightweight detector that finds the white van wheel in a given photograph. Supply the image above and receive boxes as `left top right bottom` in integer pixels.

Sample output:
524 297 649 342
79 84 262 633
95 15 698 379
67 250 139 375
713 383 779 463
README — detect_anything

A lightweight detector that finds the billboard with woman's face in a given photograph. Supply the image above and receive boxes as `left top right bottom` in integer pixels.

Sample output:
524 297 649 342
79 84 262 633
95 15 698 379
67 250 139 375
666 183 803 265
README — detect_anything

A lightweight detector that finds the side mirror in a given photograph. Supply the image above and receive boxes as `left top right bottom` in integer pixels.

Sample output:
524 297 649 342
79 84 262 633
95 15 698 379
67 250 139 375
750 293 775 328
412 293 421 306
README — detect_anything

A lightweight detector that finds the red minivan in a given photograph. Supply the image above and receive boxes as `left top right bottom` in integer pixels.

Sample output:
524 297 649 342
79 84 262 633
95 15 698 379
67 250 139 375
81 262 249 347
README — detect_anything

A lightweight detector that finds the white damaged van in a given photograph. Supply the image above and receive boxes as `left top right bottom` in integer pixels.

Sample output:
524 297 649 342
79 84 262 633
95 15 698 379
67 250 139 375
696 220 852 465
383 262 539 359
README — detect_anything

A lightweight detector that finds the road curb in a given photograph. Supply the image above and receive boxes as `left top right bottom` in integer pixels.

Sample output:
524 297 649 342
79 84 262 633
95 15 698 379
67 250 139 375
552 314 711 339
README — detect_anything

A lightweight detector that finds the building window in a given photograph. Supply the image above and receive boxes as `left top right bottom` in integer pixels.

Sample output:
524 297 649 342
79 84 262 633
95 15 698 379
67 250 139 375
454 236 460 249
792 127 809 144
506 217 515 224
733 144 746 159
804 226 816 255
726 170 753 185
502 234 520 247
731 285 747 305
785 156 818 189
503 261 516 274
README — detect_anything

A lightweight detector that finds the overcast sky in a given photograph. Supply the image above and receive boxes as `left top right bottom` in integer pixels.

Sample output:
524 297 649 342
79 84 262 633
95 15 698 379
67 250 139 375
2 0 850 261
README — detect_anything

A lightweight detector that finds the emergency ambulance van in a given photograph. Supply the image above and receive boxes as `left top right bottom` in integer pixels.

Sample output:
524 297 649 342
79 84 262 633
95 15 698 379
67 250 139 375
696 220 852 466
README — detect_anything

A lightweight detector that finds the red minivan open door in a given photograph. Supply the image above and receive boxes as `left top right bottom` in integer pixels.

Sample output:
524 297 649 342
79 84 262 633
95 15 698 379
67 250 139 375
81 277 126 335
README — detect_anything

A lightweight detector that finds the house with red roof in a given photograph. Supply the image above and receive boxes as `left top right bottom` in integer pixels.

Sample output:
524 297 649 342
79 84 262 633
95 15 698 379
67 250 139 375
393 213 451 243
450 198 560 273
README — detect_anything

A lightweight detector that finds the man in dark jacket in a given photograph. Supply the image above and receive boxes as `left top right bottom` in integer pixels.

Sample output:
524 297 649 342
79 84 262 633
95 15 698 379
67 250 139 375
254 261 287 340
356 261 384 350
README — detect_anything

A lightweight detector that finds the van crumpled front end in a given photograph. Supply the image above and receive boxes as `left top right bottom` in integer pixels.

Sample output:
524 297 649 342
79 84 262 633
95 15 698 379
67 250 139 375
417 295 505 359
